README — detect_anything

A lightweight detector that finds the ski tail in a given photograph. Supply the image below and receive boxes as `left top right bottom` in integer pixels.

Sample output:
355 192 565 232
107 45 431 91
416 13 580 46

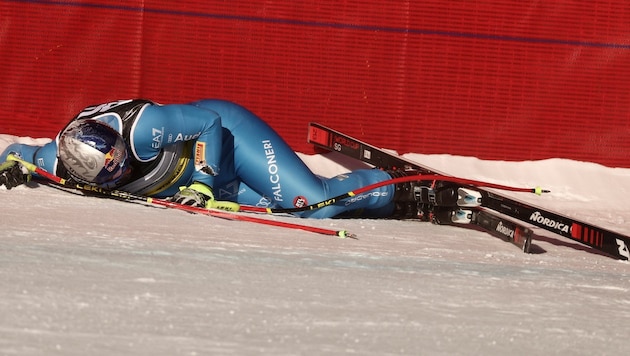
422 206 532 252
475 210 532 253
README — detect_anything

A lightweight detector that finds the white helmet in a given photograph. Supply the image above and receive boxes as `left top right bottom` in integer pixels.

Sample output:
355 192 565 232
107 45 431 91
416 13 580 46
58 119 130 188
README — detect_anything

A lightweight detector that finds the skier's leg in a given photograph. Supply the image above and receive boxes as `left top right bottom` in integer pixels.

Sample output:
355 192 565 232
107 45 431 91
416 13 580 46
190 100 398 218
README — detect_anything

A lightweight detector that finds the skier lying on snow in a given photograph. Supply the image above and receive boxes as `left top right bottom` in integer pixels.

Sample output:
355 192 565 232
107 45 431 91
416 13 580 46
0 99 456 219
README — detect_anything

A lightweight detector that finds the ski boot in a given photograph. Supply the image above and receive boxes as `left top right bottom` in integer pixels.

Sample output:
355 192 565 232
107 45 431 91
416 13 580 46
387 170 482 222
388 169 423 219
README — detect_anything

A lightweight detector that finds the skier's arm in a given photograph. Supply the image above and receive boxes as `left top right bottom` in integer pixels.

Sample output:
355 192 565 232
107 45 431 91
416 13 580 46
0 141 59 188
129 104 223 187
1 141 59 174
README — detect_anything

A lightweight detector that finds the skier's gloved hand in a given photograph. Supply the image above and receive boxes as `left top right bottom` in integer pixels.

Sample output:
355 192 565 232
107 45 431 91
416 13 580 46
0 160 31 190
171 181 241 211
171 181 216 208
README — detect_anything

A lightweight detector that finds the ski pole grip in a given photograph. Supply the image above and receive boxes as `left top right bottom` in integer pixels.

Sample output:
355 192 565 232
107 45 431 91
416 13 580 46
7 154 66 184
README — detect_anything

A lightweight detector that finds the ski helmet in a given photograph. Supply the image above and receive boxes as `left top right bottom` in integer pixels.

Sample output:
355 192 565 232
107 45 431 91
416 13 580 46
58 119 130 188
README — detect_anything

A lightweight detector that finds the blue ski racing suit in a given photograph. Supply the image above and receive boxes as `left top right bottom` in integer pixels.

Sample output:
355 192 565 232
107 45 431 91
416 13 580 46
1 99 401 218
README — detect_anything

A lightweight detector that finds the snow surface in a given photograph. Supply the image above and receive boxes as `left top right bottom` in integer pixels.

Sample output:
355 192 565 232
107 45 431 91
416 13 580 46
1 134 630 355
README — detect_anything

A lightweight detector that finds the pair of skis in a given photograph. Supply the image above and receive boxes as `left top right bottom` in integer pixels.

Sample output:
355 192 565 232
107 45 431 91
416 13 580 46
307 122 630 260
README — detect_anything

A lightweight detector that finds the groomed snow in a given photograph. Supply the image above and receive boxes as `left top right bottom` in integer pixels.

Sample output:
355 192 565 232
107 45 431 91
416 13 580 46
1 134 629 355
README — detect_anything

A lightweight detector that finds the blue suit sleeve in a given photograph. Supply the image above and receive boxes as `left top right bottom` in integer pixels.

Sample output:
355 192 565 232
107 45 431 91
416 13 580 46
129 104 223 187
1 141 60 176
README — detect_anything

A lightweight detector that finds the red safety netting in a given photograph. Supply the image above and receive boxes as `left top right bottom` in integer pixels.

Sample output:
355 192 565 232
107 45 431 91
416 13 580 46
1 0 629 166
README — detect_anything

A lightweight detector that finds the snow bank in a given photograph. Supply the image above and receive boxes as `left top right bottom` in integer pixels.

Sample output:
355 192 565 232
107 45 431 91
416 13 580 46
2 134 629 355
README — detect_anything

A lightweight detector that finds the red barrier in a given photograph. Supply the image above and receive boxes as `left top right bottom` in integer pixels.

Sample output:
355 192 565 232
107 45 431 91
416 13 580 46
1 1 629 167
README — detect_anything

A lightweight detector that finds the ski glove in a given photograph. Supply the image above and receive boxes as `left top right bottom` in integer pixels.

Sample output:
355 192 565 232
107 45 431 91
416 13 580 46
171 181 216 208
171 181 241 212
0 160 31 190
